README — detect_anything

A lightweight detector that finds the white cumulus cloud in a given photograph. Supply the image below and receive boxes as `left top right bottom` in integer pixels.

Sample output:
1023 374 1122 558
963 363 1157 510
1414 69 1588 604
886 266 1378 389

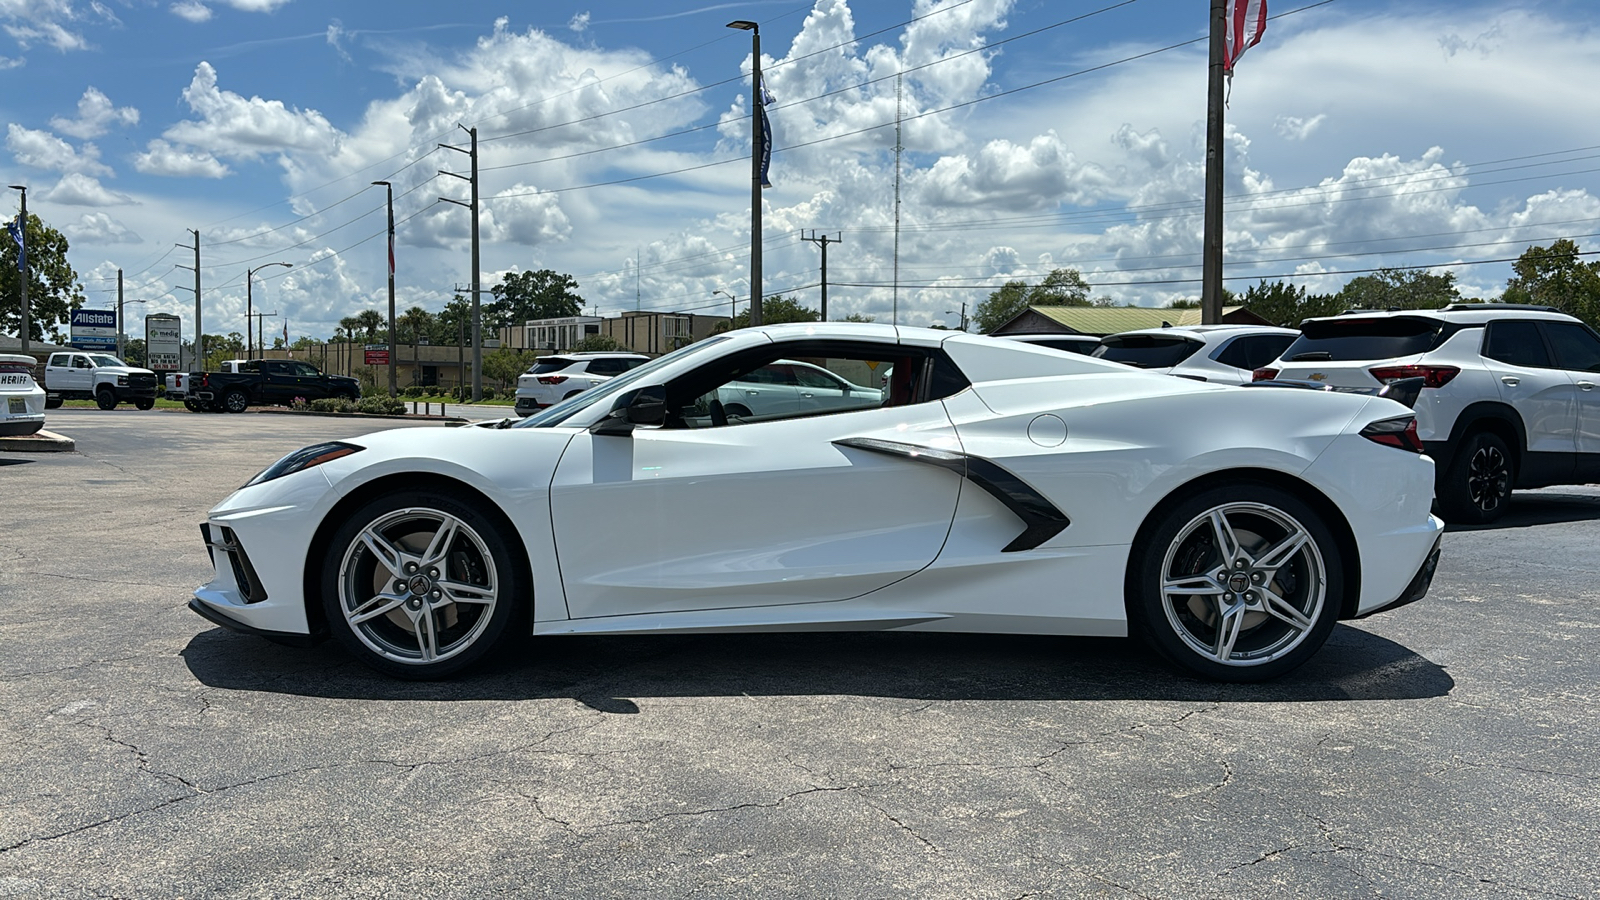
169 1 211 23
65 212 141 243
133 139 231 178
5 123 110 175
49 87 139 139
40 172 133 205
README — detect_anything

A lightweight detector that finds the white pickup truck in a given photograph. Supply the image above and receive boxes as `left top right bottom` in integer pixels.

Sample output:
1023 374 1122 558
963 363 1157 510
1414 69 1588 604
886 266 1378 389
41 351 159 410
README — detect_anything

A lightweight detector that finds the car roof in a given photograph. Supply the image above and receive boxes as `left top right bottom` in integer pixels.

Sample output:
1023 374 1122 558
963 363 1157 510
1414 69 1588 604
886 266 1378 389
992 333 1100 342
1108 324 1299 341
1300 305 1582 327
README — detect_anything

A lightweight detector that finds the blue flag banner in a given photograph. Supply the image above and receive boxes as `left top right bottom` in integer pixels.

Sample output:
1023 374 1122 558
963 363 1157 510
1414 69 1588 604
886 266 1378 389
5 216 21 273
759 77 774 189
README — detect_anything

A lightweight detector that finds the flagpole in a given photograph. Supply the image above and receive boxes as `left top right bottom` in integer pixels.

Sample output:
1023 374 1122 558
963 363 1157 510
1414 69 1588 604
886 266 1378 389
1201 0 1226 325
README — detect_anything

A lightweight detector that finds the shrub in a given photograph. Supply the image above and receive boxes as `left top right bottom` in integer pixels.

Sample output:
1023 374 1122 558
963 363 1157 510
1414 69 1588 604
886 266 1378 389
308 398 342 413
480 386 497 400
358 396 405 416
290 396 310 411
401 385 424 398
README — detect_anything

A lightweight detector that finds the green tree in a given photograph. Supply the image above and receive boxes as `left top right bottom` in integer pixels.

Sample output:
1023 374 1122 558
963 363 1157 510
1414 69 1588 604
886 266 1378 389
1 212 85 342
973 268 1093 333
486 270 584 331
573 333 621 352
712 295 821 333
1231 280 1339 327
1336 268 1460 311
482 346 529 390
429 296 472 347
121 338 146 367
1501 239 1600 327
354 309 385 341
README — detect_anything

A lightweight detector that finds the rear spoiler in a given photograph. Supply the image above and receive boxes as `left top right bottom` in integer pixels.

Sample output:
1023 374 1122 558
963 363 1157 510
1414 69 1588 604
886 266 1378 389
1242 376 1425 409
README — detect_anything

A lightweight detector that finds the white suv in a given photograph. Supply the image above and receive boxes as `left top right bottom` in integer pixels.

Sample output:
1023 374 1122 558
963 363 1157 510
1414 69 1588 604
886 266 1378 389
1258 304 1600 523
514 352 650 416
1092 325 1299 384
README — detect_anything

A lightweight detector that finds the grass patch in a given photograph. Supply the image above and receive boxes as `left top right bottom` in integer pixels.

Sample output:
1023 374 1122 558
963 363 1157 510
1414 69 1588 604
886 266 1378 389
57 398 188 409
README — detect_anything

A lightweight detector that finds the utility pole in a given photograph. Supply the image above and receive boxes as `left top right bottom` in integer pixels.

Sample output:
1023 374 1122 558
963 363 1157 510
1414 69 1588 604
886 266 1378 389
7 185 26 352
802 231 840 321
249 311 278 360
1201 0 1227 325
372 181 398 396
246 262 291 361
727 20 763 326
116 269 124 358
893 71 904 326
439 125 482 400
945 302 968 332
176 230 202 368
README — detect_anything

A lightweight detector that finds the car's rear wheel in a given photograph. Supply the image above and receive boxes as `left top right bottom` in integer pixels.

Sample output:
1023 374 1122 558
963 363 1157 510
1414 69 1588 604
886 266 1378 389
44 396 62 409
222 388 249 413
1129 482 1343 682
183 398 202 412
95 388 117 410
321 489 522 679
135 398 155 410
724 403 752 418
1437 431 1513 525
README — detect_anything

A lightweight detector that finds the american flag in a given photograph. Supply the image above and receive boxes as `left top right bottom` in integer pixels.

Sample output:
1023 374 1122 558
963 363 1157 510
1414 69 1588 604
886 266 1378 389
1223 0 1267 73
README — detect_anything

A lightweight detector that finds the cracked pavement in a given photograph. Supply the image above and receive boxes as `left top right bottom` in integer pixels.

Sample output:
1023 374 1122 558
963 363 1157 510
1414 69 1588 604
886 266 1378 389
1 408 1597 898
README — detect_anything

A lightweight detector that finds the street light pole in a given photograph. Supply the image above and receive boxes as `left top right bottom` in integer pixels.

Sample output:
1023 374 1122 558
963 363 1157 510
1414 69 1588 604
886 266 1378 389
727 20 763 327
372 180 398 397
8 185 27 352
246 261 292 361
713 289 739 323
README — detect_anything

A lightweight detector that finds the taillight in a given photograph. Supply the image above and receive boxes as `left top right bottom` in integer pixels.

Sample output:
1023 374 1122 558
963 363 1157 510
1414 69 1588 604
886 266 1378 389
537 375 568 385
1252 367 1279 382
1369 364 1459 389
1360 416 1424 453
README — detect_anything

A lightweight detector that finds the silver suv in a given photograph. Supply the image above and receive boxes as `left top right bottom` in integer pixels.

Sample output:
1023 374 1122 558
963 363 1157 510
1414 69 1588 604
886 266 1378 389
1259 304 1600 523
513 352 650 417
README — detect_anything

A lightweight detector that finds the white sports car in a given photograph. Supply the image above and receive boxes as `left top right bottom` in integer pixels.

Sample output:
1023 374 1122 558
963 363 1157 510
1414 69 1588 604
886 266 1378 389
191 323 1444 682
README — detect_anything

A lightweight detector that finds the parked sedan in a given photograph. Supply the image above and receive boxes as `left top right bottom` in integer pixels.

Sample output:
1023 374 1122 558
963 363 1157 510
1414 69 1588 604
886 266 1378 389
191 323 1442 684
0 354 46 436
716 359 883 419
1093 325 1299 384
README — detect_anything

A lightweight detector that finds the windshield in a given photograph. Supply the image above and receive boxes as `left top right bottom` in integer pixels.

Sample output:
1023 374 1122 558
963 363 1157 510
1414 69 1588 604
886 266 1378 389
1092 336 1202 369
514 336 731 428
89 355 129 367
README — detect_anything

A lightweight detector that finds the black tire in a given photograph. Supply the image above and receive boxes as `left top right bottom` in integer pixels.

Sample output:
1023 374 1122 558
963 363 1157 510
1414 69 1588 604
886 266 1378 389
134 398 155 411
44 396 62 410
1127 480 1345 682
563 390 583 400
1436 431 1513 525
724 403 752 418
95 388 117 411
320 488 524 679
222 389 249 414
183 398 202 412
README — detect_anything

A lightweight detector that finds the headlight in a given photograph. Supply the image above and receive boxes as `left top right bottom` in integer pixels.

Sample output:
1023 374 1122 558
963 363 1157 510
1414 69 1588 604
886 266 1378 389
245 441 363 488
117 375 129 386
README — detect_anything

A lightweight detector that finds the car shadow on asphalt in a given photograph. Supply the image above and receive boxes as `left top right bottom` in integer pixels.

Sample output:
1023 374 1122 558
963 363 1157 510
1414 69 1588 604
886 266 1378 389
181 622 1451 708
1444 490 1600 532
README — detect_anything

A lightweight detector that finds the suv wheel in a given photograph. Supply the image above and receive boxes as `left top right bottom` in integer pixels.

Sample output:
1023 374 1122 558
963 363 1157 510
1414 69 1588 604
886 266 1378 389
1438 431 1514 524
95 387 118 410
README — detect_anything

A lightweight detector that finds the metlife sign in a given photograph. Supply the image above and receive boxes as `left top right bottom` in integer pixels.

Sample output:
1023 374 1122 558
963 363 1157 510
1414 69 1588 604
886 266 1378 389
145 314 182 371
71 309 118 351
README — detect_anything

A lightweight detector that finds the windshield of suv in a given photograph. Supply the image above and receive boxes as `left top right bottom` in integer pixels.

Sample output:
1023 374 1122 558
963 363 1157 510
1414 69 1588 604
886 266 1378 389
1092 335 1202 368
527 358 575 375
89 355 129 367
515 337 731 428
1281 316 1444 362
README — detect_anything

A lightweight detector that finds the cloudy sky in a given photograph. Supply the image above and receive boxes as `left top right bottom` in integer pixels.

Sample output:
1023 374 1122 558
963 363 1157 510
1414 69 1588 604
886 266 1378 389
4 0 1600 341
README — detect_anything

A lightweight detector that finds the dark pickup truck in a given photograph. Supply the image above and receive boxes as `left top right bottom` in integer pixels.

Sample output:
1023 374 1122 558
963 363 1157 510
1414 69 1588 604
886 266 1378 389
188 359 361 413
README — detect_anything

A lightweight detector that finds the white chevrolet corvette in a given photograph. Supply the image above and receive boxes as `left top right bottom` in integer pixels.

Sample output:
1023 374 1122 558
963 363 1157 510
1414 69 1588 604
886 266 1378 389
191 323 1443 682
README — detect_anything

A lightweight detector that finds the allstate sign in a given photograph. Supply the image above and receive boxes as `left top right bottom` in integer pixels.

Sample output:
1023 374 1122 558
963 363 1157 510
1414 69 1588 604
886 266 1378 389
71 309 118 350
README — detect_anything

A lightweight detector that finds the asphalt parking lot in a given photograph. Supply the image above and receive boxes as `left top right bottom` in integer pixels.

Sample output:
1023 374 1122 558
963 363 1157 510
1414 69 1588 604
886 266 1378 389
2 408 1598 899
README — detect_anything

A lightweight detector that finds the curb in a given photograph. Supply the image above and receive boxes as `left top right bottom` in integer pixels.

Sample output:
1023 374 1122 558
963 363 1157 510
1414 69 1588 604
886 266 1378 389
0 429 76 452
253 408 468 424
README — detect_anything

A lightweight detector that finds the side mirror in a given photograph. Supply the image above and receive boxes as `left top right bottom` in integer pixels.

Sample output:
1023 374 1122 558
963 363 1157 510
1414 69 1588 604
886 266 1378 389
590 384 668 436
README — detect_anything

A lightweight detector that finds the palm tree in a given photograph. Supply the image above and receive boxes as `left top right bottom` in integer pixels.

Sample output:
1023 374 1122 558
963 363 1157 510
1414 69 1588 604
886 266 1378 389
355 309 385 341
401 306 433 387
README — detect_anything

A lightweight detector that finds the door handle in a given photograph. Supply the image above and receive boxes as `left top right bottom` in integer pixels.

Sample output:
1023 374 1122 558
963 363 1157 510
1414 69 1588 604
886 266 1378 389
746 390 759 396
1579 381 1596 391
1501 376 1520 386
801 392 814 398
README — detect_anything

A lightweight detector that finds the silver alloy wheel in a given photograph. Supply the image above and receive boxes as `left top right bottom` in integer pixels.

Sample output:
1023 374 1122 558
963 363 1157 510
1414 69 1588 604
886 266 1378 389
1467 444 1510 511
223 390 248 413
1159 502 1327 668
335 506 499 666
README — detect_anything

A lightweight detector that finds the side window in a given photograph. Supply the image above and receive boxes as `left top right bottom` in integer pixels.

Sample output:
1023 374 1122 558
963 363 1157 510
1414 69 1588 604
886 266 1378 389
74 356 92 369
1482 321 1551 368
294 362 320 377
1213 337 1255 370
663 343 961 429
48 354 66 367
1542 323 1600 373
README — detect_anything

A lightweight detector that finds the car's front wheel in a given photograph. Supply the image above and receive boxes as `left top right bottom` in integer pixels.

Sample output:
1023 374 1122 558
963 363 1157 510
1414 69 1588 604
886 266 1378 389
1129 482 1344 682
44 396 63 410
222 389 249 413
95 387 117 410
320 489 523 679
1437 431 1513 525
135 398 155 410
